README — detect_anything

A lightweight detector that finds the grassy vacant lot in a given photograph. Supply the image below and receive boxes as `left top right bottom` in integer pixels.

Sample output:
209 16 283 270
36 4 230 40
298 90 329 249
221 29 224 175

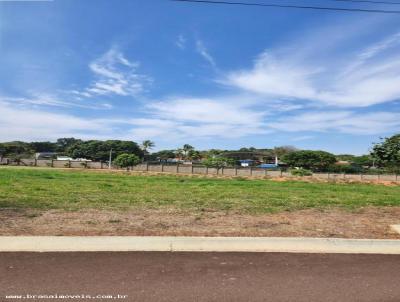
1 167 399 214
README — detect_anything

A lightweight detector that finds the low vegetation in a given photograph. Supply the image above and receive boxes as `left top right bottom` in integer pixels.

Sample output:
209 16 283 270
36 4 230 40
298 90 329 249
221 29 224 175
113 153 140 170
1 134 399 174
0 167 399 214
290 168 313 176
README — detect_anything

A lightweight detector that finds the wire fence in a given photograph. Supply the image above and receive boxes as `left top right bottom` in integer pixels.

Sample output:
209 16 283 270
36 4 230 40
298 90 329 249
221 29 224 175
1 158 399 182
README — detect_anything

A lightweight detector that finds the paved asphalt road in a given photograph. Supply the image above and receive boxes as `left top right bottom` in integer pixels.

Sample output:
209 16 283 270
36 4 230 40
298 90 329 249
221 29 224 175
1 252 400 302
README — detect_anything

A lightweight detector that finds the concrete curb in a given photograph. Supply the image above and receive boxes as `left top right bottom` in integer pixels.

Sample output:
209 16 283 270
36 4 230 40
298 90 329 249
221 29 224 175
1 236 400 254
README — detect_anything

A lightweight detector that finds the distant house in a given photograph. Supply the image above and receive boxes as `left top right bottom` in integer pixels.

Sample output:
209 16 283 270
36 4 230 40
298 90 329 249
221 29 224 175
258 163 279 169
35 152 57 160
57 156 73 161
239 159 255 167
223 151 265 162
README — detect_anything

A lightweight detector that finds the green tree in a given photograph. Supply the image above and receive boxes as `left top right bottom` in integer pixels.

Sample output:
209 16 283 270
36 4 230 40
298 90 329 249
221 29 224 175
174 148 184 160
55 138 82 152
203 157 235 172
204 149 224 158
182 144 194 158
282 150 336 172
336 154 356 162
187 149 201 160
141 140 155 154
352 155 374 168
371 134 400 171
0 141 33 159
0 144 6 160
67 140 143 161
29 141 57 153
113 153 140 170
291 168 313 176
273 146 297 164
150 150 176 161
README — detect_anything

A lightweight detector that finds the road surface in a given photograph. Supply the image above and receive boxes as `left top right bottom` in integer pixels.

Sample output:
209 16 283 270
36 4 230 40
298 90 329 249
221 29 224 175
1 252 400 301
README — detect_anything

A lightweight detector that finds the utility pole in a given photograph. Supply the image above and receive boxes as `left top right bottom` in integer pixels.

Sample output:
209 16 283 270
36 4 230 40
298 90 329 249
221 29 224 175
109 149 113 169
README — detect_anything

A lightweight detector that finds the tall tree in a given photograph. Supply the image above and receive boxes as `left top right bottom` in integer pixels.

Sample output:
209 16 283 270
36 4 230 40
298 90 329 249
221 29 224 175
174 148 184 160
141 140 155 154
182 144 194 158
150 150 176 161
67 140 143 161
371 134 400 171
273 146 297 165
29 141 57 153
187 149 201 160
56 138 82 152
0 142 33 159
202 157 235 172
204 149 224 159
282 150 336 172
0 144 6 160
352 155 374 167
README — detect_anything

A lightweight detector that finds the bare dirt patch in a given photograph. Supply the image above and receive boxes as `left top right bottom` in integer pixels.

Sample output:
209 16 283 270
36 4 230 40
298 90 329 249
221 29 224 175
1 207 400 239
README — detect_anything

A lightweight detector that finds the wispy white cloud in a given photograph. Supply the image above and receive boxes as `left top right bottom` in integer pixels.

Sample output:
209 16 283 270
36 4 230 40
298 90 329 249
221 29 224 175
0 101 157 142
0 101 108 142
1 95 71 108
291 135 314 142
149 97 265 125
0 93 112 110
223 31 400 107
195 39 217 69
77 47 152 98
0 47 147 111
124 96 271 140
342 31 400 77
176 34 186 50
268 111 400 135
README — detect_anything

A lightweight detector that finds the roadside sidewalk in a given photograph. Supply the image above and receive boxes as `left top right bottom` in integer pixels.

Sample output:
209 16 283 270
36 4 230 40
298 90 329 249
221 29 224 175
1 236 400 254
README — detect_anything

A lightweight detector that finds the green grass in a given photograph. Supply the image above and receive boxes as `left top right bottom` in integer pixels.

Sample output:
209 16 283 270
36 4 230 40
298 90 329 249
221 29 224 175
0 167 399 213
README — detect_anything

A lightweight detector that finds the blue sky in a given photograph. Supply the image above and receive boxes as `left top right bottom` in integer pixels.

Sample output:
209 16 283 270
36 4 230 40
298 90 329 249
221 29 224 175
1 0 400 154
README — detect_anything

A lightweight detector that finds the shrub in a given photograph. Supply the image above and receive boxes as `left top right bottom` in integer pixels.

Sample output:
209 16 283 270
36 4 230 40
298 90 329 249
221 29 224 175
113 153 140 170
202 157 235 170
327 164 363 174
371 134 400 170
283 150 336 172
233 176 247 181
291 168 313 176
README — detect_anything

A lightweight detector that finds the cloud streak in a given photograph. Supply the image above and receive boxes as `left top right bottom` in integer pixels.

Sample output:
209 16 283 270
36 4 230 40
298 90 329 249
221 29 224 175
78 47 152 98
176 34 186 50
268 111 400 135
0 101 108 142
126 96 270 140
196 39 217 69
0 94 112 110
224 31 400 107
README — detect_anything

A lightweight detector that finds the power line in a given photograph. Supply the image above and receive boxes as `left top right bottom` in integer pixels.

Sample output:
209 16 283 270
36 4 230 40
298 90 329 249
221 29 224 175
171 0 400 13
324 0 400 6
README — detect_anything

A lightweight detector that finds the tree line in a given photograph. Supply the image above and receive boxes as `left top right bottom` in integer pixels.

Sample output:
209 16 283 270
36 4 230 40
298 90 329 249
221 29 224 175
0 138 144 162
0 133 399 173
